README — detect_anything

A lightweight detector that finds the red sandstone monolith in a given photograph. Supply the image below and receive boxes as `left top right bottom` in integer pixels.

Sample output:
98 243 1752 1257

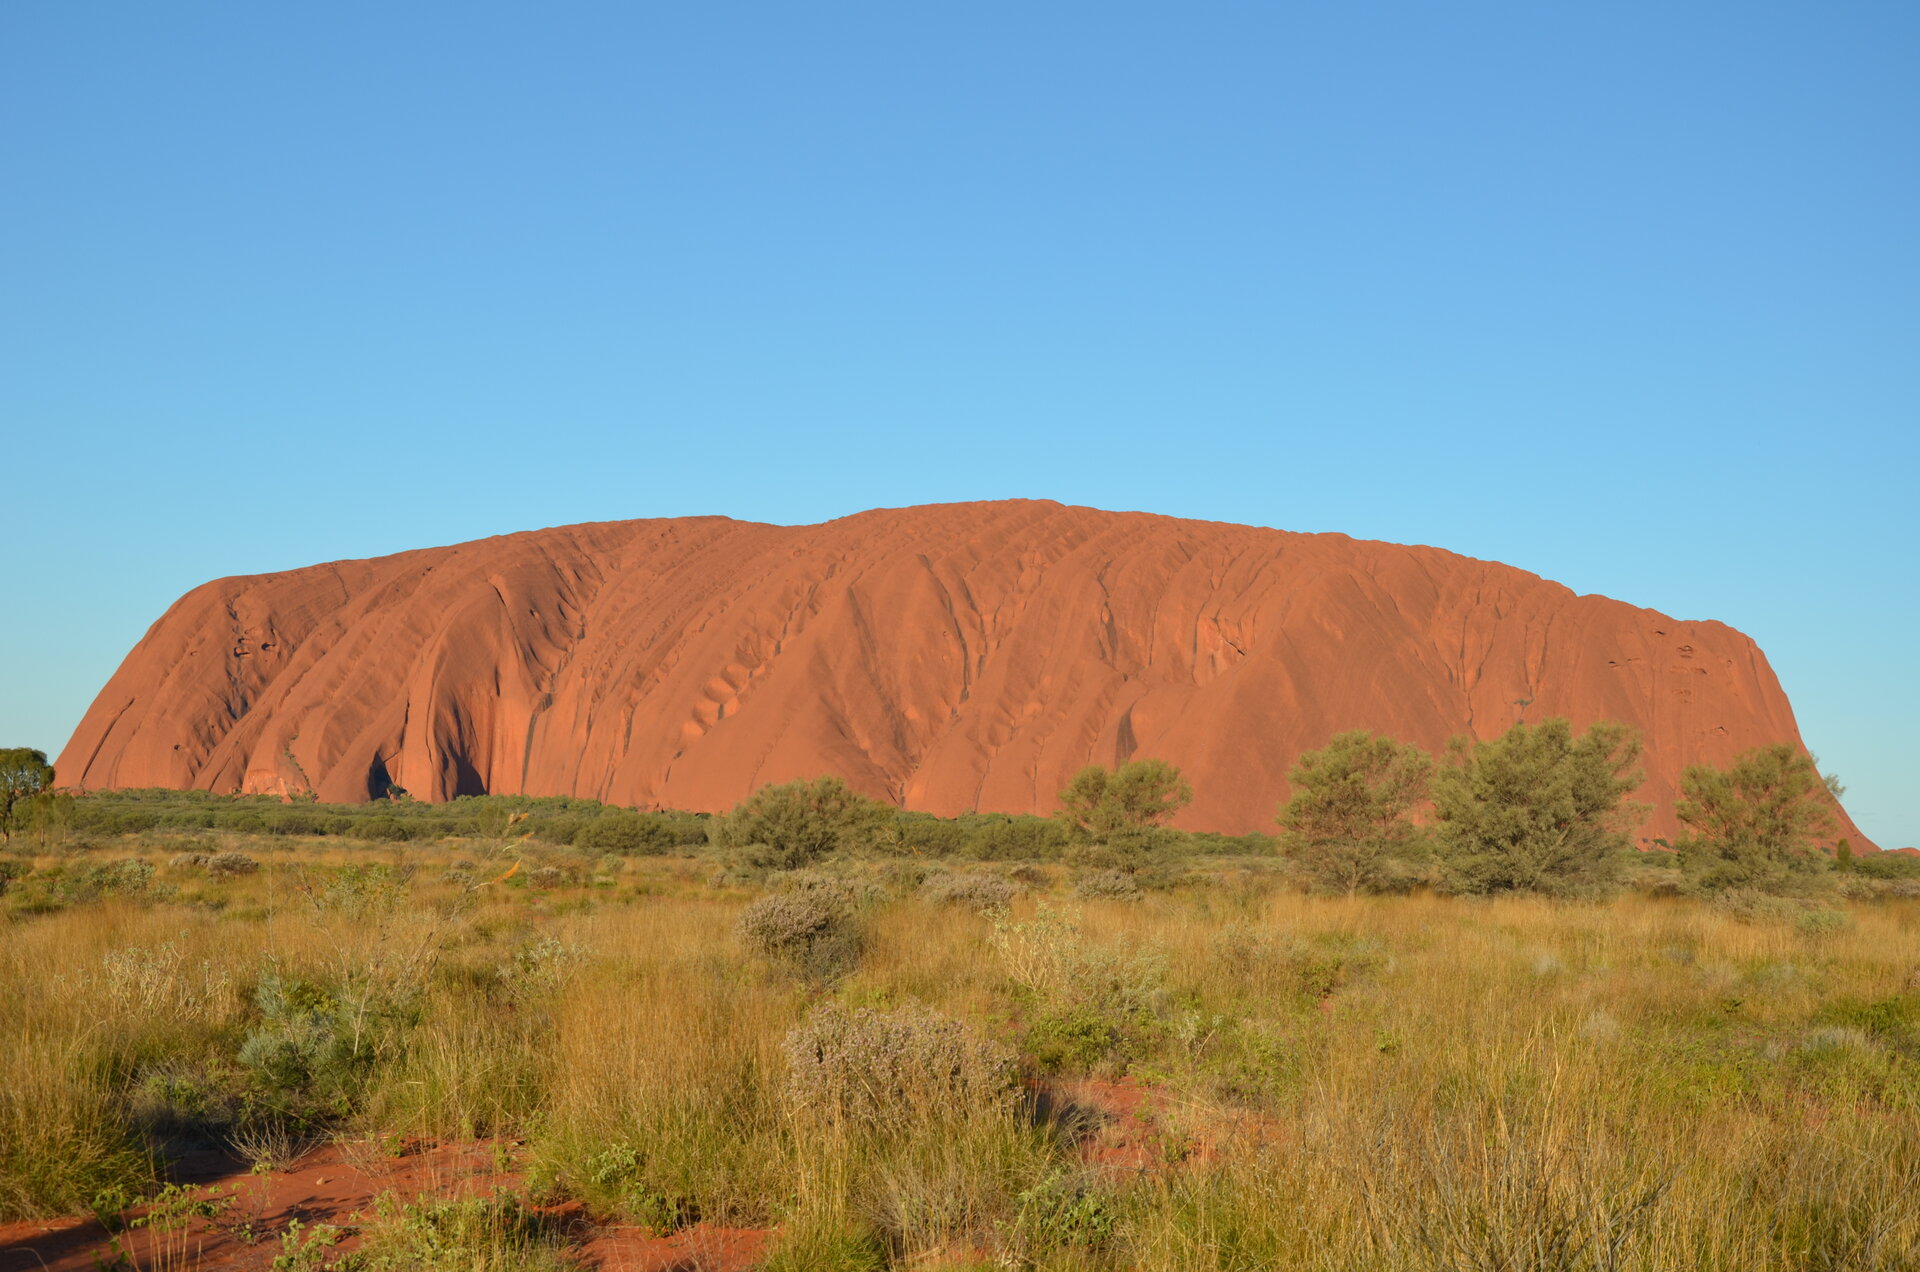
56 500 1875 847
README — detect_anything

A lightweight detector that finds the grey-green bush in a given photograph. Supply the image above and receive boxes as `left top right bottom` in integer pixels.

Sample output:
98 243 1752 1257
782 1000 1016 1129
1278 730 1433 895
709 777 891 870
920 871 1018 912
1676 744 1843 894
735 891 863 981
1430 718 1643 898
1071 868 1142 902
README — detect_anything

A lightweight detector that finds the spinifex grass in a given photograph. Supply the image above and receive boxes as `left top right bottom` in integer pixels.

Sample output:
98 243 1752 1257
0 831 1915 1270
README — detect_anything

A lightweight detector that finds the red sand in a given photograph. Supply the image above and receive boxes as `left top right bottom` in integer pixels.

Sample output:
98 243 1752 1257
0 1139 769 1272
0 1076 1288 1271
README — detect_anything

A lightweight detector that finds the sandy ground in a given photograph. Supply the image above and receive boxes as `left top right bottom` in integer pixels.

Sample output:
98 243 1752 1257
0 1078 1271 1270
0 1137 769 1272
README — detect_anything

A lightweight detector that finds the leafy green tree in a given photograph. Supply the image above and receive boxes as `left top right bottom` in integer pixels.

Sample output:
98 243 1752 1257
1055 759 1193 869
16 791 75 847
0 748 55 842
1674 744 1842 893
1430 719 1644 898
1278 731 1433 894
708 776 891 870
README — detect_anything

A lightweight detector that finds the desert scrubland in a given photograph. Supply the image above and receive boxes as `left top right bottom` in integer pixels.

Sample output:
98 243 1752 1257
2 786 1916 1271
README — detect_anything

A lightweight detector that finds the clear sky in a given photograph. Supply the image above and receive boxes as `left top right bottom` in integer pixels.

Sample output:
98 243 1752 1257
3 3 1914 846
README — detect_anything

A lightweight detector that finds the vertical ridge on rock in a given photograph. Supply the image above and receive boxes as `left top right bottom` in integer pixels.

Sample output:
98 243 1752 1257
56 500 1874 847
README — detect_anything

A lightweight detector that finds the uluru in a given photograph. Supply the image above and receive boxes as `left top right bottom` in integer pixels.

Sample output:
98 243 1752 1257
55 500 1874 848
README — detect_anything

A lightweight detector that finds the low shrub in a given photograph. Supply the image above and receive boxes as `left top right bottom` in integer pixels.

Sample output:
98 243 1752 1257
128 1060 242 1148
566 1141 693 1234
1021 956 1169 1075
355 816 415 843
79 809 163 835
736 892 863 981
20 859 163 909
920 871 1019 912
1710 888 1804 925
990 906 1169 1075
352 1191 576 1271
575 812 678 855
1023 1009 1127 1074
890 812 970 858
1282 932 1387 1002
266 810 326 836
782 1000 1016 1129
785 868 885 912
960 814 1070 862
1071 868 1142 902
1833 875 1883 902
531 814 587 846
320 864 412 917
206 851 261 878
875 860 930 895
1011 1169 1120 1257
1855 852 1920 880
236 972 406 1128
95 858 159 896
1795 907 1852 938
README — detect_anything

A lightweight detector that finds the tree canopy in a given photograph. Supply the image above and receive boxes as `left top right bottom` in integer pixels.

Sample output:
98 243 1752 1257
708 776 891 870
1055 758 1193 869
0 748 55 842
1278 731 1432 894
1675 743 1841 893
1429 719 1644 898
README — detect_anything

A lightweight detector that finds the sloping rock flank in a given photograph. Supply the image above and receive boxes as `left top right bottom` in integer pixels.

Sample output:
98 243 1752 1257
58 501 1873 846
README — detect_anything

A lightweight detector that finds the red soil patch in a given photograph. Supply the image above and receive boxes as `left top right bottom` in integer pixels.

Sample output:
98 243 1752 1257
579 1224 772 1272
0 1139 769 1272
1046 1075 1288 1174
0 1078 1286 1270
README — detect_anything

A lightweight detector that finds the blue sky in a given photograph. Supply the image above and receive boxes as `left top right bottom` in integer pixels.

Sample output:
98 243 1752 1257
4 3 1914 846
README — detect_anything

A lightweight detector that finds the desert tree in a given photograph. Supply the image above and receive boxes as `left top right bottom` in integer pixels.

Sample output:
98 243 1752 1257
708 776 892 870
1055 758 1193 870
0 748 55 842
1675 743 1842 893
1429 719 1644 898
1278 731 1433 894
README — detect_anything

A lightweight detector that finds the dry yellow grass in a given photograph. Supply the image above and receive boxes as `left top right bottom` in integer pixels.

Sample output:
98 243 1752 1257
2 836 1917 1269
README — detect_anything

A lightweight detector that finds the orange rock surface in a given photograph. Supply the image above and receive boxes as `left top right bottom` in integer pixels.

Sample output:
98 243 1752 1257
57 500 1875 847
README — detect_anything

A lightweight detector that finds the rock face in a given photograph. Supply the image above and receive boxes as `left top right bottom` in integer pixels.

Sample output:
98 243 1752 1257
58 500 1874 846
